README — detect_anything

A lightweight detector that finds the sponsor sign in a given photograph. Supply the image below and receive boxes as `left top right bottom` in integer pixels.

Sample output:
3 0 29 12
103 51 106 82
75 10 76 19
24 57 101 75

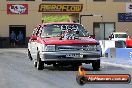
7 4 28 14
76 74 131 85
39 4 83 12
118 13 132 22
76 66 131 85
126 3 132 12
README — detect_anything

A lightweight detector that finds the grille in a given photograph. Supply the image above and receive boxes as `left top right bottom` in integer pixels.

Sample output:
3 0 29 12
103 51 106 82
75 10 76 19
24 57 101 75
57 45 82 51
56 45 96 51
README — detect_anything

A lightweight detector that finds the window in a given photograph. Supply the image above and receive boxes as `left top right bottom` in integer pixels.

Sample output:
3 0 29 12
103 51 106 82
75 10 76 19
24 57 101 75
113 0 131 2
94 22 115 40
115 34 128 38
7 0 35 1
93 0 106 1
41 24 89 38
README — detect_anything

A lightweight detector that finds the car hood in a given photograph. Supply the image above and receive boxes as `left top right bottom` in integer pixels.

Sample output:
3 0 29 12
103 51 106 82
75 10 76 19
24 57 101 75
42 37 97 45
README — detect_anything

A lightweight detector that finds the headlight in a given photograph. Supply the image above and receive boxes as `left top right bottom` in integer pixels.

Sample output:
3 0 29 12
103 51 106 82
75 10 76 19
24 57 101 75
44 45 55 51
96 45 101 51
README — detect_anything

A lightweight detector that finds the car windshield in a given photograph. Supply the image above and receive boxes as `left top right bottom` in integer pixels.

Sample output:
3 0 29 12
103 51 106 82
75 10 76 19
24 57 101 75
40 24 89 38
115 34 128 38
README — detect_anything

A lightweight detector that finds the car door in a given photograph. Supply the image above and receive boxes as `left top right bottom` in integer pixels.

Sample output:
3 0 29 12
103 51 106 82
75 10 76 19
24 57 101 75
28 30 36 54
29 28 39 60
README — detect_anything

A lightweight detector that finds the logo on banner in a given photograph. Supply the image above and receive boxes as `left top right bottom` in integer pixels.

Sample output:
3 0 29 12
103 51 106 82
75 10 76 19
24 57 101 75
126 3 132 12
39 4 83 12
7 4 28 14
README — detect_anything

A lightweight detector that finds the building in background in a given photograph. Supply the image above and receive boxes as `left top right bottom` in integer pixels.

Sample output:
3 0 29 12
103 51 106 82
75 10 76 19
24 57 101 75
0 0 132 47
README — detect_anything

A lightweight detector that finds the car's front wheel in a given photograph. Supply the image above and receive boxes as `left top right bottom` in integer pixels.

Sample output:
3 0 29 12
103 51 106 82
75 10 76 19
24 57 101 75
71 63 82 70
37 52 44 70
28 49 32 60
92 60 100 70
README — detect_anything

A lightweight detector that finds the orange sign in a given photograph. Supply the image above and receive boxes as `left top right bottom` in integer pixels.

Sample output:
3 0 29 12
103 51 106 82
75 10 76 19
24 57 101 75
39 4 83 12
76 66 131 85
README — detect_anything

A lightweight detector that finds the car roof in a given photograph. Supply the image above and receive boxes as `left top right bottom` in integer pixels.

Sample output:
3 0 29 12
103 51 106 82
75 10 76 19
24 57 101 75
112 32 127 34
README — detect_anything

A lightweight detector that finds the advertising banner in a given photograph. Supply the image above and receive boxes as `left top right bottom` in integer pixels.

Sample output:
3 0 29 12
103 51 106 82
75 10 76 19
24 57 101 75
7 4 28 14
39 4 83 12
118 13 132 22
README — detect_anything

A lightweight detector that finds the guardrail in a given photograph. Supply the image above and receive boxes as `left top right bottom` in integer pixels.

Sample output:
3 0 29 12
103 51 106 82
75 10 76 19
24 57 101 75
99 40 132 59
99 40 126 57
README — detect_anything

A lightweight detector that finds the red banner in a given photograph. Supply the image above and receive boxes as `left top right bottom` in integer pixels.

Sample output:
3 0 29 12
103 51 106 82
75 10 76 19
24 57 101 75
7 4 28 14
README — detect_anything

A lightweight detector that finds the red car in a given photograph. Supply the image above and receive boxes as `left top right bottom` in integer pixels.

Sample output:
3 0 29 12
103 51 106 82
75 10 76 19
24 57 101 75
28 22 101 70
126 36 132 48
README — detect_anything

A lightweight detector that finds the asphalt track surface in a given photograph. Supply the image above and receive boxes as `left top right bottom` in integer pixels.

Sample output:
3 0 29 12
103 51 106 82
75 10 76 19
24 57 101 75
0 48 131 88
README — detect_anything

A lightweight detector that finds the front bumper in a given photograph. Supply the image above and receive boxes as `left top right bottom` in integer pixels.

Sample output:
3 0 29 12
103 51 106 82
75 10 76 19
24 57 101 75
40 51 100 62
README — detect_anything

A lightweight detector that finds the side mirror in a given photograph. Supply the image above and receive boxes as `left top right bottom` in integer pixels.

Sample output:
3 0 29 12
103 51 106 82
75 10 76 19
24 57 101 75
112 35 114 38
109 36 111 38
109 36 112 40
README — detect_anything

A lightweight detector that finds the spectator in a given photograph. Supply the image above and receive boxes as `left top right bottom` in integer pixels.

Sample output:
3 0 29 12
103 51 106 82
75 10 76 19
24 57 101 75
17 31 24 45
10 31 16 47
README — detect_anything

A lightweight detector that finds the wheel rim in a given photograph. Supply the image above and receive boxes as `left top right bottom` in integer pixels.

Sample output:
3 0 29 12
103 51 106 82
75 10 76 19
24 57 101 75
37 60 40 69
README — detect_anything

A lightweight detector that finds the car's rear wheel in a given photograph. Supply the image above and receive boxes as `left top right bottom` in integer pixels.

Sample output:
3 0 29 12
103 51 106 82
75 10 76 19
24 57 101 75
37 52 44 70
28 49 32 60
92 60 100 70
34 61 37 67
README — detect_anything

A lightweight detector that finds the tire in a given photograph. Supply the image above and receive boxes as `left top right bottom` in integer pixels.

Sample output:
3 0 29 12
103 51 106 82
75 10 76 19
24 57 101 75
34 61 37 67
92 60 100 71
71 63 81 70
28 49 32 61
37 52 44 70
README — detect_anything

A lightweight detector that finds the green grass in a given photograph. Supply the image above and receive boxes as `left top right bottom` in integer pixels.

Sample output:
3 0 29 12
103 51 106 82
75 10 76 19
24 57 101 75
42 15 70 23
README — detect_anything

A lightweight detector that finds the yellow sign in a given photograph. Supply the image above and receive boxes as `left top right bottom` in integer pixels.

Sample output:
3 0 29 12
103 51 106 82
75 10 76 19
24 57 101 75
39 4 83 12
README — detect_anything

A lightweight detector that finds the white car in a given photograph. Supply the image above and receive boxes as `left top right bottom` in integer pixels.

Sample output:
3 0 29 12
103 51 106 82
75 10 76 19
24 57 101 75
109 32 128 41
